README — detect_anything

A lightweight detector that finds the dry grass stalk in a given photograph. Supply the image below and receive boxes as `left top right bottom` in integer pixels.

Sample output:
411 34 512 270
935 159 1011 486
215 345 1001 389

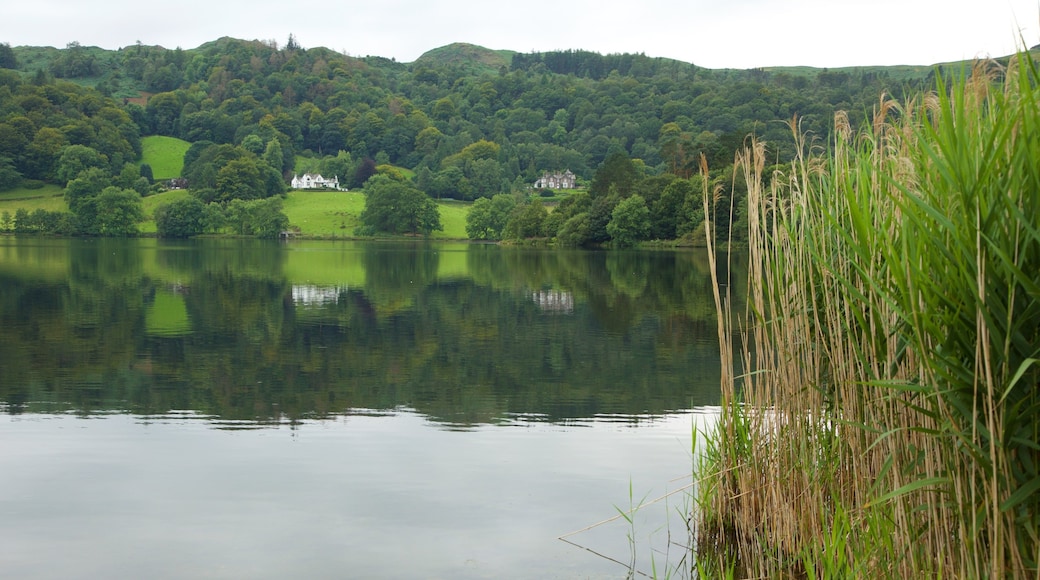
696 53 1040 578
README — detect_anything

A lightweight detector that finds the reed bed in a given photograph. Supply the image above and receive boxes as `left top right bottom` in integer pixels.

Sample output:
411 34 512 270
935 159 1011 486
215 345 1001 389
695 53 1040 578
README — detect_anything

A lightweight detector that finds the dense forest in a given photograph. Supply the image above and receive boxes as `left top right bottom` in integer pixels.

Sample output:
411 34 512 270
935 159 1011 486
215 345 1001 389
0 36 955 243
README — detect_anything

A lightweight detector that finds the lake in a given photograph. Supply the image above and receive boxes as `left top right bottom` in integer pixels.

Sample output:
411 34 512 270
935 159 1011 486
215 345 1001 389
0 237 741 578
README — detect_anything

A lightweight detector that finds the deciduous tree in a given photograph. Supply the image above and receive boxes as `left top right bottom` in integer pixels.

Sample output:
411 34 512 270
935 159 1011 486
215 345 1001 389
64 167 110 231
589 151 637 198
360 175 442 236
154 197 207 238
606 194 650 247
93 187 144 236
0 43 16 69
225 197 289 238
0 156 21 191
465 193 515 240
502 199 548 240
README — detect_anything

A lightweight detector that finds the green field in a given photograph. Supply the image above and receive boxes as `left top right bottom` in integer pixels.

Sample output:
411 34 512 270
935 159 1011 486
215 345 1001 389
433 199 468 239
0 185 66 215
281 190 468 239
282 191 367 237
2 185 470 239
140 136 191 180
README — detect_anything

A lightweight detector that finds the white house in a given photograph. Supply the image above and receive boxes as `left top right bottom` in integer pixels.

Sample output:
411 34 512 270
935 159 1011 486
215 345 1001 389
291 173 341 190
534 170 576 189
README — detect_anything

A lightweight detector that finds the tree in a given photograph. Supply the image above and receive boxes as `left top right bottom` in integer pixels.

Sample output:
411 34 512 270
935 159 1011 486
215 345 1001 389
556 212 591 247
543 191 591 237
117 162 141 189
427 166 471 200
442 139 501 168
489 194 518 237
189 145 285 203
93 187 144 236
606 194 650 248
241 134 265 155
352 157 377 189
414 126 443 156
590 151 638 198
145 91 183 136
181 141 215 175
0 156 21 191
658 122 692 177
224 197 289 238
132 177 151 196
248 197 290 238
468 158 503 199
0 43 16 69
0 122 30 161
13 208 29 233
25 128 67 181
64 167 110 232
320 151 355 187
51 42 98 78
15 209 72 234
360 175 442 235
586 193 619 244
262 139 284 173
261 163 287 197
215 157 263 202
466 198 495 240
155 197 207 238
651 178 694 239
319 127 345 155
431 97 456 120
502 199 548 240
465 193 516 240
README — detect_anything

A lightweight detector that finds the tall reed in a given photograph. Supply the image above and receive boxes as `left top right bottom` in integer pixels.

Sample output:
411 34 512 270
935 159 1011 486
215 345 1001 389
696 52 1040 578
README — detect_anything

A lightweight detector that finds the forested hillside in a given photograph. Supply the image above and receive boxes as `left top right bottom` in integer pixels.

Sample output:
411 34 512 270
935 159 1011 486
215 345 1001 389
0 37 960 242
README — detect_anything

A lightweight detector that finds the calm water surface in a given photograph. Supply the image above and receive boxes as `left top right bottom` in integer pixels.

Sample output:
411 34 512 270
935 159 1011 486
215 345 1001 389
0 238 742 579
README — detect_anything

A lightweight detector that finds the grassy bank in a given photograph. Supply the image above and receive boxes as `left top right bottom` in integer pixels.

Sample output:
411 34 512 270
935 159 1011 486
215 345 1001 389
696 54 1040 577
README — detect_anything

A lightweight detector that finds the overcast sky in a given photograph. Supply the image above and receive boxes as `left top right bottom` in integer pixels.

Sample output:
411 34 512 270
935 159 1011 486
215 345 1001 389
3 0 1037 69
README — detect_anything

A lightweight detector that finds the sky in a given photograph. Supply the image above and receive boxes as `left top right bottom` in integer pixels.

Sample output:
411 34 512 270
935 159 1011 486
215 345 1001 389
3 0 1038 69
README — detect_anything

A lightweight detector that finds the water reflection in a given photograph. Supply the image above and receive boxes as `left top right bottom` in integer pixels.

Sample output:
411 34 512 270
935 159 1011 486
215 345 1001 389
0 238 744 427
0 238 741 578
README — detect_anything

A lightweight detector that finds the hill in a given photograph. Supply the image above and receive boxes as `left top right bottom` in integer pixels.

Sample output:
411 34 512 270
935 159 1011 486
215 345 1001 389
413 43 515 74
5 35 1028 242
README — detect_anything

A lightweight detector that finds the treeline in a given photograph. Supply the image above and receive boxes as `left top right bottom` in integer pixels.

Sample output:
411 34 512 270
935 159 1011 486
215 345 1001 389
2 37 939 242
510 49 695 80
8 36 927 176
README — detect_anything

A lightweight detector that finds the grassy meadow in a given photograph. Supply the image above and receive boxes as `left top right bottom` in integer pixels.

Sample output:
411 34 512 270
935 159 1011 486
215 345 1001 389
139 136 190 180
280 190 468 239
1 186 471 240
0 185 66 215
696 54 1040 578
282 191 366 237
